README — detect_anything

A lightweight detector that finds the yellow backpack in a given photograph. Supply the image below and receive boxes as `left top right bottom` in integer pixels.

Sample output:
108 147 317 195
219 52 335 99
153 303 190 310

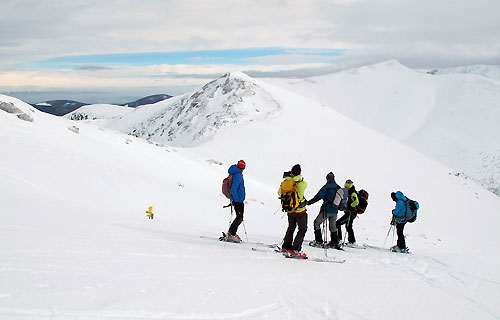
280 179 300 212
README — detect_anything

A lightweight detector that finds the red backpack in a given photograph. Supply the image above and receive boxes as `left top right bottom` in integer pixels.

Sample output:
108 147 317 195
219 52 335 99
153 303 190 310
356 189 369 214
222 175 233 199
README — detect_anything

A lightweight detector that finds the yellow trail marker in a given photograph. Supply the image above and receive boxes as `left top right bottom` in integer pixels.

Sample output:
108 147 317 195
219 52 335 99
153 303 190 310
146 206 154 219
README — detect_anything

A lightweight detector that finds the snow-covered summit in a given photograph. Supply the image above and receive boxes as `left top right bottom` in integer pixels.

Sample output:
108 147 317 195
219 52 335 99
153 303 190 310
103 72 281 147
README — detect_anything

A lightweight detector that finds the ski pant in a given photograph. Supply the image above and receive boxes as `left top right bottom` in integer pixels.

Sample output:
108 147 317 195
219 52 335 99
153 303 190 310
283 211 308 251
336 210 357 243
228 202 244 236
396 222 406 249
313 206 337 234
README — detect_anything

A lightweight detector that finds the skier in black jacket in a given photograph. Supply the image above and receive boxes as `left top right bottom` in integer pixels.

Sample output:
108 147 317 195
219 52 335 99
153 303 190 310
336 179 359 246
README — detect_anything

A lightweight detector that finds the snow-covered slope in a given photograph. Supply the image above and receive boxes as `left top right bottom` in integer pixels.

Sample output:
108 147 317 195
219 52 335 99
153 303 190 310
428 64 500 83
1 84 500 320
63 104 133 121
281 60 500 196
101 72 281 147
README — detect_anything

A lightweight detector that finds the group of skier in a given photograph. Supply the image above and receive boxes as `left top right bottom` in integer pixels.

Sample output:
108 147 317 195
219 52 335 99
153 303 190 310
221 160 418 259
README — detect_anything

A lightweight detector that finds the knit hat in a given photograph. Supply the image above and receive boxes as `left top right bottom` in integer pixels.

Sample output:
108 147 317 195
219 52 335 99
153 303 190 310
326 172 335 180
291 164 301 176
344 179 354 188
237 159 246 169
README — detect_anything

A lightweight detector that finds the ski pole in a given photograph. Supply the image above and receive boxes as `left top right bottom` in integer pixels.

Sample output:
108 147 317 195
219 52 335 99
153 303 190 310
342 212 351 247
392 223 396 246
383 224 393 248
227 203 234 231
323 208 328 258
223 203 233 249
242 219 249 242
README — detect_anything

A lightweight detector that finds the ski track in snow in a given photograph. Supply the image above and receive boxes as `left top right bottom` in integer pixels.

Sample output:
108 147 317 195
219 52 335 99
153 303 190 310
204 233 500 318
354 247 500 319
0 303 282 320
0 165 53 194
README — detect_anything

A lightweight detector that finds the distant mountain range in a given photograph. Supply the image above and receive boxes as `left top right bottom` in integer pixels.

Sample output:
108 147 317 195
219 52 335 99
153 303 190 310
31 94 172 116
119 94 172 108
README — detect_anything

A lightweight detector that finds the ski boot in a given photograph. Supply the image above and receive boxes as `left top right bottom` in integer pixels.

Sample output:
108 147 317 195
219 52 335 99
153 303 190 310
226 233 242 243
345 242 358 248
287 250 307 259
219 232 242 243
309 229 324 248
329 232 344 250
390 245 410 253
309 240 324 248
327 241 344 251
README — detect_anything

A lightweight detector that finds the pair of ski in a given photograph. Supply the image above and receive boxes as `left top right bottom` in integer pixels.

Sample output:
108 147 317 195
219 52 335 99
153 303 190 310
273 246 345 263
202 234 345 263
363 244 411 254
308 242 365 251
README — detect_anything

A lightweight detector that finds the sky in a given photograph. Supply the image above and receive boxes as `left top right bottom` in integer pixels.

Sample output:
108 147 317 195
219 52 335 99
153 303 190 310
1 0 499 103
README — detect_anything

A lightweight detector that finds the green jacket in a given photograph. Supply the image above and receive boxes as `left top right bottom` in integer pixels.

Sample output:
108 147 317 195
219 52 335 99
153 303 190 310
278 175 308 213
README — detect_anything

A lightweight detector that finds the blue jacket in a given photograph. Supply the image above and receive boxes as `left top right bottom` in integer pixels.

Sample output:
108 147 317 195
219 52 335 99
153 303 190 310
308 178 342 214
392 191 410 224
228 164 245 203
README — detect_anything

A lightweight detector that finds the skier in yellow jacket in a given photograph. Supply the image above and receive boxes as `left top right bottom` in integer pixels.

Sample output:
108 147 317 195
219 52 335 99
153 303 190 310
336 179 360 246
278 164 308 258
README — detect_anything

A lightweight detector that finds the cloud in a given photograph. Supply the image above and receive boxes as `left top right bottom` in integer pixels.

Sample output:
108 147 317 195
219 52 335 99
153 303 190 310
2 0 498 67
1 0 499 101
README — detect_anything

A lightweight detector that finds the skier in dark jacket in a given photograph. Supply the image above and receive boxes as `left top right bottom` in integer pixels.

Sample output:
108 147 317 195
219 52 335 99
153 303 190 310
307 172 346 250
390 191 410 252
226 160 246 242
336 179 360 246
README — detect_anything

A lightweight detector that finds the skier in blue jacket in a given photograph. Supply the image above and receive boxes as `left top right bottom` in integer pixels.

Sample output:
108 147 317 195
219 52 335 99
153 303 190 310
307 172 347 250
391 191 410 252
226 160 246 242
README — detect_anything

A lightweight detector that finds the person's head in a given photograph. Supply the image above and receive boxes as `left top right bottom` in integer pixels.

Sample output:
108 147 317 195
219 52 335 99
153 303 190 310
237 159 246 170
391 192 397 201
326 172 335 181
290 164 301 177
344 179 353 189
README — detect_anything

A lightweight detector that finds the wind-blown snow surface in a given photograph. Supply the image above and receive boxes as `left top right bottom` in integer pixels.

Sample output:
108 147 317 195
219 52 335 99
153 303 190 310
275 60 500 196
1 83 500 320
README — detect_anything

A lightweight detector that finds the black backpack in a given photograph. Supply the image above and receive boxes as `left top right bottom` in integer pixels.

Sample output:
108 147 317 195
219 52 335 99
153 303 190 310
402 198 419 223
356 189 369 214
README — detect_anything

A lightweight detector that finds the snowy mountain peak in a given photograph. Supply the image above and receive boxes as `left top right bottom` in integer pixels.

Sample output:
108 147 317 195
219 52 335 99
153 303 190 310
104 72 281 146
351 59 414 75
370 59 407 69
